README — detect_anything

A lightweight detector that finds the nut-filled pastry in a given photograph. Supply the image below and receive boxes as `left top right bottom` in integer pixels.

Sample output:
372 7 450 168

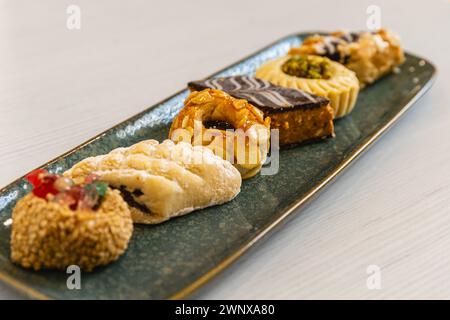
65 139 242 224
256 55 359 118
11 170 133 271
169 89 271 179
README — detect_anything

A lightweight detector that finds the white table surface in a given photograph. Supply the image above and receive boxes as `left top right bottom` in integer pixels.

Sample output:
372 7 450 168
1 0 449 299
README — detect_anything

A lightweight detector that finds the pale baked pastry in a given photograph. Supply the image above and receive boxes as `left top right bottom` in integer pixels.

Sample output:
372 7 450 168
11 170 133 271
188 76 334 146
169 89 271 179
289 29 405 87
256 55 359 118
65 139 242 224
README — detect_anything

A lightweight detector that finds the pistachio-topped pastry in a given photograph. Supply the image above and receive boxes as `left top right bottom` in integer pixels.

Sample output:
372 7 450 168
10 169 133 271
256 54 360 118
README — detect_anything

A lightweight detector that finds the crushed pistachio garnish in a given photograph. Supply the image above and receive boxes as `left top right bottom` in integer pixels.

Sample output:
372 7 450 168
281 55 332 79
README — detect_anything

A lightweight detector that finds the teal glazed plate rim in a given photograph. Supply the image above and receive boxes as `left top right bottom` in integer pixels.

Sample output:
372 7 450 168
0 32 437 299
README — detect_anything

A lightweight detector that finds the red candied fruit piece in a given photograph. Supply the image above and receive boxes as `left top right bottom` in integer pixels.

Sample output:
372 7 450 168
53 192 77 208
66 185 85 210
79 184 100 210
25 169 48 187
32 174 59 199
84 174 100 184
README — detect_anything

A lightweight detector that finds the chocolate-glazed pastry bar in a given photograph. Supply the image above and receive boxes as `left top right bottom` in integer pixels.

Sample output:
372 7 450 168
188 76 334 146
289 29 405 87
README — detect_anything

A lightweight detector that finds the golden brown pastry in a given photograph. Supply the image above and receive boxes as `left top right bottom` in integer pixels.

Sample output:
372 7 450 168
188 76 334 146
11 170 133 271
169 89 271 179
65 139 242 224
289 29 405 87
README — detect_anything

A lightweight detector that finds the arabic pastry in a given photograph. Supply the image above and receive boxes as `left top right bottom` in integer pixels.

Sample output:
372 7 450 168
65 139 242 224
256 55 359 118
169 89 271 179
10 170 133 271
188 76 334 146
289 29 405 87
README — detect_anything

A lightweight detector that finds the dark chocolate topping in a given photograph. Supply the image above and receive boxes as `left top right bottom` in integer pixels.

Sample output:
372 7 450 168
188 76 329 113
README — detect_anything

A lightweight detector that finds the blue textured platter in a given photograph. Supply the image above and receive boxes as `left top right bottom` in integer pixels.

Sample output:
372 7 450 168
0 33 436 299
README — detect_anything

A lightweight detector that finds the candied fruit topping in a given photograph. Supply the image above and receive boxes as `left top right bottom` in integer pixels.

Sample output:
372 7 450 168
66 185 85 210
24 169 108 211
84 173 100 184
93 181 108 197
25 168 47 187
28 171 59 198
53 177 74 192
53 192 75 205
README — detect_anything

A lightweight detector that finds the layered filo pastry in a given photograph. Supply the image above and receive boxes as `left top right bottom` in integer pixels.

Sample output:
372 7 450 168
288 29 405 87
65 139 242 224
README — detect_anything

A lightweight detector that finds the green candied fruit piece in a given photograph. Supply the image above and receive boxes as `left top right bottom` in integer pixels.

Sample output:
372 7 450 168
94 181 108 197
281 55 332 80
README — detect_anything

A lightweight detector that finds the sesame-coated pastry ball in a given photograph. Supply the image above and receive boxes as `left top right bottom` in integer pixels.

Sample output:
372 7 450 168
10 188 133 271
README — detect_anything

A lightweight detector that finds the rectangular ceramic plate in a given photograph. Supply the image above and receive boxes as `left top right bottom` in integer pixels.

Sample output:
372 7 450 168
0 32 436 299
